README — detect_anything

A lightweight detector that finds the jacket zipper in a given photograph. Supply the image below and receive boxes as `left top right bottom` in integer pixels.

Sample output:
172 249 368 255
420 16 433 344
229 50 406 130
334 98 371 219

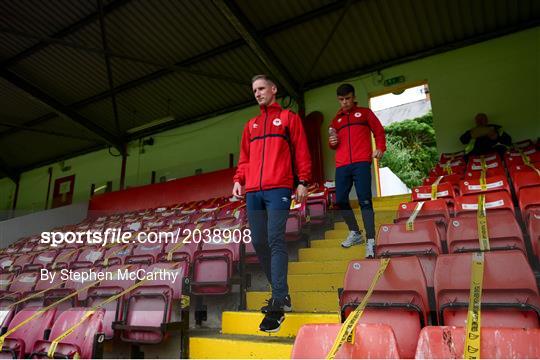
347 112 353 164
259 108 268 191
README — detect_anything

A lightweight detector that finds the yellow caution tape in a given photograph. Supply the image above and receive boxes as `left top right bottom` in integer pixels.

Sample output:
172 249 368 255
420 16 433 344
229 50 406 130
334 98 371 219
406 201 425 231
464 252 485 359
476 195 490 251
431 176 443 200
479 171 487 192
0 278 102 350
326 258 390 359
47 275 148 358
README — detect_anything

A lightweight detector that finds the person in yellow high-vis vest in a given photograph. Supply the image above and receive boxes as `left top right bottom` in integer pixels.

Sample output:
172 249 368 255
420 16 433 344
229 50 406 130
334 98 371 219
459 113 512 156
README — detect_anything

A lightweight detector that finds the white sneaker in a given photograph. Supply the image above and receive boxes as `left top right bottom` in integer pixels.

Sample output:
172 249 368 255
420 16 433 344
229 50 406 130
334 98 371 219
341 231 364 248
365 238 376 258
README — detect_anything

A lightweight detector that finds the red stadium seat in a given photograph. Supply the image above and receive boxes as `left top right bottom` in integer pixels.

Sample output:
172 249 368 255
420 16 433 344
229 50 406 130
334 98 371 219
415 326 540 359
505 146 540 167
31 308 105 359
291 323 400 359
125 242 165 264
527 210 540 259
513 170 540 198
340 257 429 358
70 247 105 269
395 199 450 245
411 182 456 204
446 212 525 253
434 251 540 328
439 151 465 163
454 191 514 217
0 307 56 358
86 264 142 339
306 187 328 224
423 174 462 194
23 250 58 271
114 261 188 344
286 199 307 241
429 165 465 178
519 186 540 221
376 221 442 287
466 153 503 170
459 175 510 196
192 239 240 295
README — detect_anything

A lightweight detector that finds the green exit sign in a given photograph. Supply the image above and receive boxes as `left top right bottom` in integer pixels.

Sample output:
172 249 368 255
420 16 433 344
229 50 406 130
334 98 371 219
383 75 405 87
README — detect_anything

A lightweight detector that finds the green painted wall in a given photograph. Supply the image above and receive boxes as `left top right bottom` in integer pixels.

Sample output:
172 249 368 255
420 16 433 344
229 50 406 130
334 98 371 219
2 28 539 213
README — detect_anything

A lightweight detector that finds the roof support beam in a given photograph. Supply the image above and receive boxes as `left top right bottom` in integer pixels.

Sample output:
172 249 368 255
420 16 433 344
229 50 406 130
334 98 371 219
0 121 99 142
97 0 121 134
0 1 352 140
301 0 354 85
0 0 133 68
0 69 125 153
213 0 300 98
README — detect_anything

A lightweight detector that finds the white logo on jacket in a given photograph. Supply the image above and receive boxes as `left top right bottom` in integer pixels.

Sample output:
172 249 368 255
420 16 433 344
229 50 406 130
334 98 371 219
253 123 258 128
354 112 361 118
337 118 342 123
273 119 282 126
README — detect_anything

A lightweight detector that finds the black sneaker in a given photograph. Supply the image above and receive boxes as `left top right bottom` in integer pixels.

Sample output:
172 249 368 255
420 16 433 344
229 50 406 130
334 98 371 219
260 295 292 314
259 311 285 333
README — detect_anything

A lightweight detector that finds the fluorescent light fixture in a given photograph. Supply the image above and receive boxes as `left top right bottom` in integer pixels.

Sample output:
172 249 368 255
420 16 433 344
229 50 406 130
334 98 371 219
126 115 176 134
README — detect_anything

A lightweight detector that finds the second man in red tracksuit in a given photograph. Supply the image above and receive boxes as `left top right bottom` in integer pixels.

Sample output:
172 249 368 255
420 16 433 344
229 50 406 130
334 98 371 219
329 83 386 258
233 75 311 333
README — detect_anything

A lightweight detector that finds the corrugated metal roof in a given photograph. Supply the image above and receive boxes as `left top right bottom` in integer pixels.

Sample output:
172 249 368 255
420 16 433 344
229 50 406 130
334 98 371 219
0 0 538 176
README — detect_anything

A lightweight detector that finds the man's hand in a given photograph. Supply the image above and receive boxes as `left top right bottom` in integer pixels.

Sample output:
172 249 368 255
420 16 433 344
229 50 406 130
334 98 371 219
329 134 339 147
373 149 384 160
296 184 308 203
232 182 244 198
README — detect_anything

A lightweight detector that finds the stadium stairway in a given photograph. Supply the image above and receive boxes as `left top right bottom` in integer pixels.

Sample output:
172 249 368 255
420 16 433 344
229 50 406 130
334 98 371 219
189 194 410 358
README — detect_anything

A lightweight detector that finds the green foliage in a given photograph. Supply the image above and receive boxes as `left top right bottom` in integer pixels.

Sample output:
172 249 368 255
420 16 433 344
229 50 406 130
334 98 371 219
380 111 438 188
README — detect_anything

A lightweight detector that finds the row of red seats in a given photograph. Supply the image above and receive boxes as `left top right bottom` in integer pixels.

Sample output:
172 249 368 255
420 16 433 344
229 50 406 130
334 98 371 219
295 252 539 358
0 261 188 358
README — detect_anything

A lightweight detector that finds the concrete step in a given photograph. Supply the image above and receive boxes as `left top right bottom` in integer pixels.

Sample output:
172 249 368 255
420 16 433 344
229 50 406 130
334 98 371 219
288 260 350 275
189 331 294 358
246 291 339 312
221 311 340 338
288 273 344 291
298 246 364 262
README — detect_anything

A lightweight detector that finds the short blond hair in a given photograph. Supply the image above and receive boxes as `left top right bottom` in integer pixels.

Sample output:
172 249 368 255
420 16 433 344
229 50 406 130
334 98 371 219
251 74 276 86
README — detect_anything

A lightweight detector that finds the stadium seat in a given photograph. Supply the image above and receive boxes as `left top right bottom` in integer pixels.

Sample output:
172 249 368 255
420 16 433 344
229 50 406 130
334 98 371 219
291 323 400 359
464 166 506 179
423 174 462 193
415 326 540 359
48 248 80 269
527 210 540 258
324 181 337 209
446 212 525 253
439 151 465 163
23 250 58 271
466 153 503 170
411 183 456 208
306 187 328 224
114 261 188 344
3 254 35 273
512 170 540 198
376 221 442 287
459 174 510 196
70 247 105 269
395 199 450 245
454 191 514 217
286 198 307 241
505 146 540 167
0 272 39 328
0 307 56 358
191 237 240 295
429 165 465 178
126 242 165 264
434 251 540 328
86 264 141 339
519 186 540 221
96 244 131 266
340 257 429 358
31 307 105 359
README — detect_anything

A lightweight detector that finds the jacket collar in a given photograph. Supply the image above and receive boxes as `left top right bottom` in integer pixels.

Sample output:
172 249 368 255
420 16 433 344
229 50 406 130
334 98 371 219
260 102 282 114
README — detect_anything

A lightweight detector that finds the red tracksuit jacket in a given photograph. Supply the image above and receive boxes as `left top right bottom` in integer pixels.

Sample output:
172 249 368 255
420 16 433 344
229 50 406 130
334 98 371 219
234 102 311 193
329 104 386 168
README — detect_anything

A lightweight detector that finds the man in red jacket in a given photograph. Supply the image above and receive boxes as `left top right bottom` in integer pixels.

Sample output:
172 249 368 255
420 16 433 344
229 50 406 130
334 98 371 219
233 75 311 332
329 83 386 258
